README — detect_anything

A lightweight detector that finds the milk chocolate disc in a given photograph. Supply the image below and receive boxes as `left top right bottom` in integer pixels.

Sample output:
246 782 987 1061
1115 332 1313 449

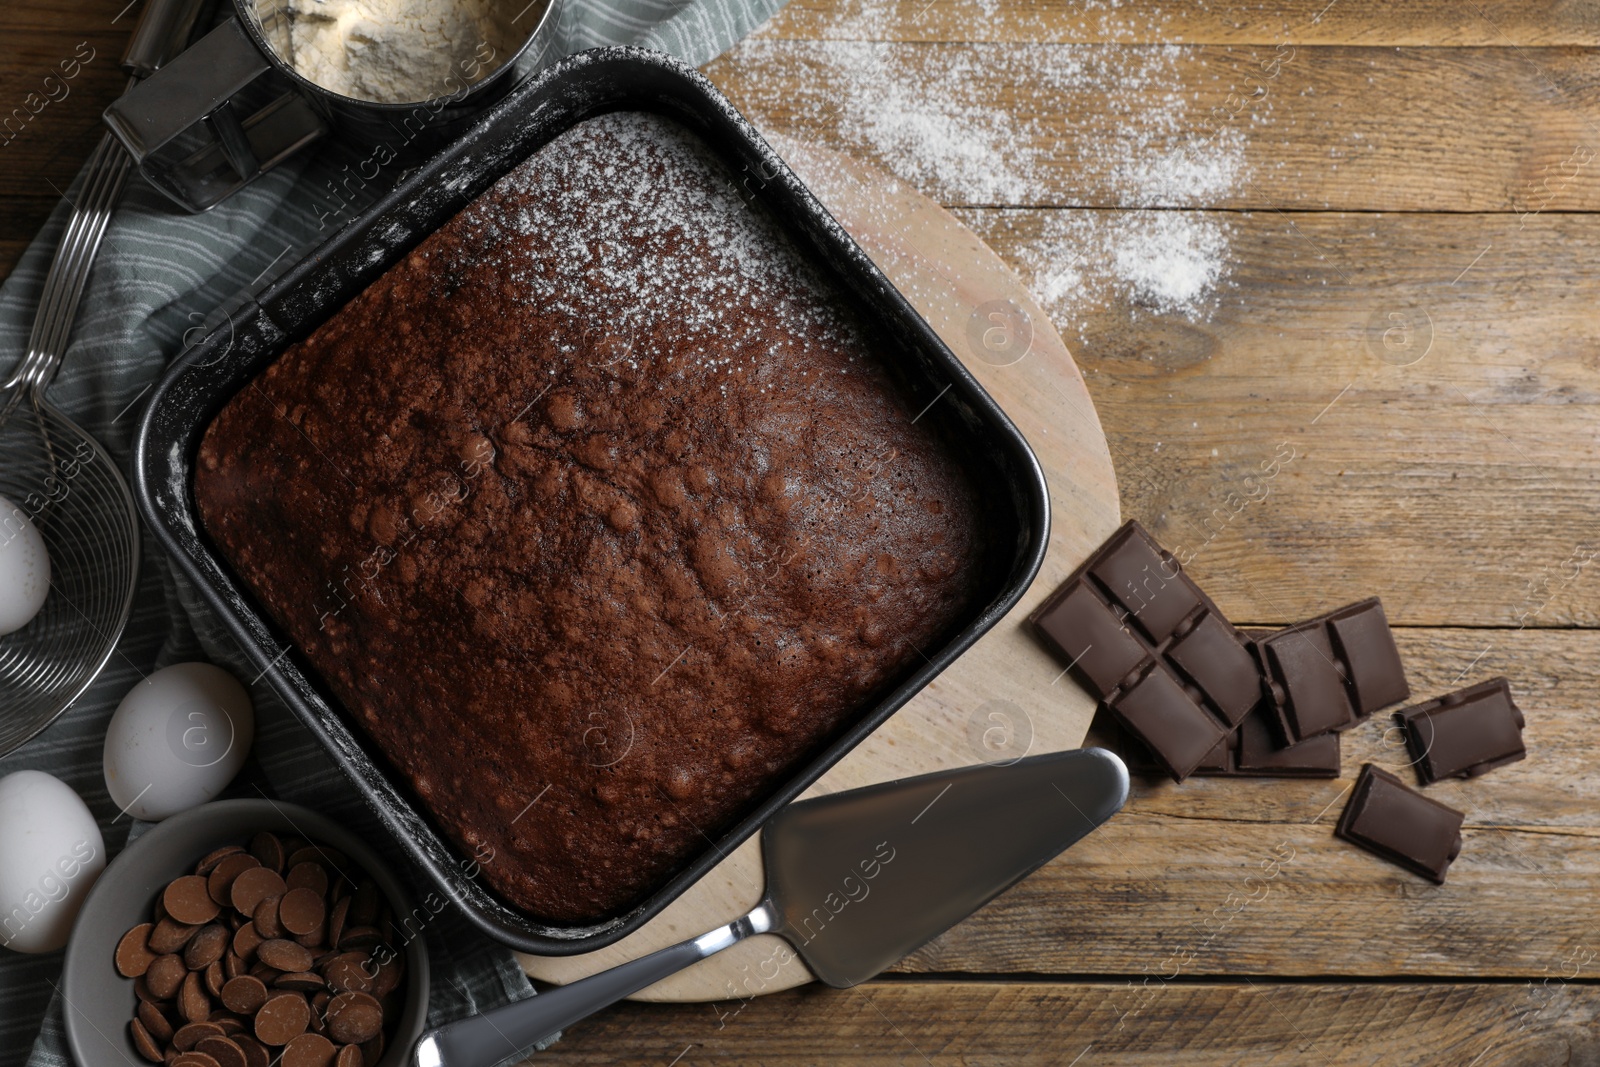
172 1053 223 1067
254 993 311 1046
196 1035 249 1067
281 1033 338 1067
180 970 212 1023
146 954 187 999
149 917 202 954
116 923 157 978
195 845 245 876
258 939 315 973
286 862 329 897
249 832 285 874
138 1000 175 1044
185 924 229 970
253 895 284 939
279 888 326 938
230 868 288 917
130 1018 164 1063
165 877 223 925
207 854 262 906
220 975 270 1015
324 992 383 1045
172 1021 225 1052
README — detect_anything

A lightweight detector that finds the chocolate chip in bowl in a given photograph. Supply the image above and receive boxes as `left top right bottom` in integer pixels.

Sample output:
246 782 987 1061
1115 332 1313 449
61 800 428 1067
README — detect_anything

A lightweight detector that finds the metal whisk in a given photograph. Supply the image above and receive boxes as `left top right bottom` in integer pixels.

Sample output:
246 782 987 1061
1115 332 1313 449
0 0 205 756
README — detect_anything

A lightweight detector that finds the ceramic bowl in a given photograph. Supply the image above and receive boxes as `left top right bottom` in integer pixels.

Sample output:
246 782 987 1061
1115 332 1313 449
61 798 430 1067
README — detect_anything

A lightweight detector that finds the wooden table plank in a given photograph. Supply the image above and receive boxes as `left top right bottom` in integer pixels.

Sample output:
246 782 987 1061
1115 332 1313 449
755 0 1600 46
706 43 1600 211
528 979 1600 1064
950 207 1600 628
888 628 1598 979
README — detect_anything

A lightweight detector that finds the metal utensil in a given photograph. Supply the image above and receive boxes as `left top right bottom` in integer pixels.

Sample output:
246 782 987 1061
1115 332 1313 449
413 747 1129 1067
0 0 204 755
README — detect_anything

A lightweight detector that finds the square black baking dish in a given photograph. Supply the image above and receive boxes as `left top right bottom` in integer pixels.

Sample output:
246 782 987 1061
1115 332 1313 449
133 46 1051 955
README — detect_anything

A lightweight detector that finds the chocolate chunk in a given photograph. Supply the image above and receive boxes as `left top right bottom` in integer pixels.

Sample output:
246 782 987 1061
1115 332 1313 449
1113 665 1231 780
1395 677 1527 784
1030 521 1260 779
254 992 311 1046
117 923 157 978
1259 598 1408 742
1100 705 1340 779
1234 709 1341 777
324 992 384 1044
335 1044 363 1067
1336 764 1464 883
166 876 223 926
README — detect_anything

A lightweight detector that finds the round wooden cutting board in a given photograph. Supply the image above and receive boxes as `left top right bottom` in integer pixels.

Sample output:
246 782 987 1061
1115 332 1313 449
518 135 1121 1001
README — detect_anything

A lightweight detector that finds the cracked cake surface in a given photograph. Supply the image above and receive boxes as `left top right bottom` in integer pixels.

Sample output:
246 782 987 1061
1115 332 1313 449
194 111 988 922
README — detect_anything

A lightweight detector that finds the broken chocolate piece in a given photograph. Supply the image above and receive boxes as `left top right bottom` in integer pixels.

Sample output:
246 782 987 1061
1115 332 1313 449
1101 705 1340 779
1395 677 1526 784
1335 764 1464 883
1258 598 1408 743
1030 521 1258 780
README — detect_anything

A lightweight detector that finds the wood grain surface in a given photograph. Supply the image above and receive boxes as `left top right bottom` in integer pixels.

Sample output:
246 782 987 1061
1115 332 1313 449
3 0 1597 1063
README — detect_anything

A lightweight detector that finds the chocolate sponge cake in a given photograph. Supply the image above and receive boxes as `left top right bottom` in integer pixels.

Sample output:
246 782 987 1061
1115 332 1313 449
194 111 987 922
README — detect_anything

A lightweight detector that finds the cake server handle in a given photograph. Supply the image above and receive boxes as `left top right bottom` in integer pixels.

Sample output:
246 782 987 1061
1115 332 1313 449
410 901 780 1067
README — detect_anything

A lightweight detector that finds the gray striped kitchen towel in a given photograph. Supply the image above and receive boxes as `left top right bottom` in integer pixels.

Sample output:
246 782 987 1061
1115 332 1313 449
0 0 787 1061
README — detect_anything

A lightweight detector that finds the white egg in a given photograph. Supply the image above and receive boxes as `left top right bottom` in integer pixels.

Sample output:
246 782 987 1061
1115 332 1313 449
0 770 106 953
0 494 50 636
103 663 254 822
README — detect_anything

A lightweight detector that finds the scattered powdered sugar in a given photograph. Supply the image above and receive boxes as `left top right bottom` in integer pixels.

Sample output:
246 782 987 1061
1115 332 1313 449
724 0 1260 328
467 111 864 381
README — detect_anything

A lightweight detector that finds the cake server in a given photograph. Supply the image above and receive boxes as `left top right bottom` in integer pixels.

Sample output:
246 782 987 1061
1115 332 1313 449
412 746 1128 1067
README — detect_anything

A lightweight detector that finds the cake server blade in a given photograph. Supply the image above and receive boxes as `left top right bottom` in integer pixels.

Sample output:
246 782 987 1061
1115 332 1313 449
412 748 1128 1067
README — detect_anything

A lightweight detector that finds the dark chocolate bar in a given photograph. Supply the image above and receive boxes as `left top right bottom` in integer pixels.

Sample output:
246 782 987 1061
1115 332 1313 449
1102 706 1340 779
1257 598 1409 743
1031 521 1258 780
1395 677 1526 784
1335 763 1464 883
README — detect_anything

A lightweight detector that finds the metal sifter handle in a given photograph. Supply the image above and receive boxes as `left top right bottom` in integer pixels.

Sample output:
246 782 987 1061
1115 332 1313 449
121 0 210 77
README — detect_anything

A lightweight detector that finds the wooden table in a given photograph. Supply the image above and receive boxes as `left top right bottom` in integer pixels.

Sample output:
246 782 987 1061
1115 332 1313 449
7 2 1598 1063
